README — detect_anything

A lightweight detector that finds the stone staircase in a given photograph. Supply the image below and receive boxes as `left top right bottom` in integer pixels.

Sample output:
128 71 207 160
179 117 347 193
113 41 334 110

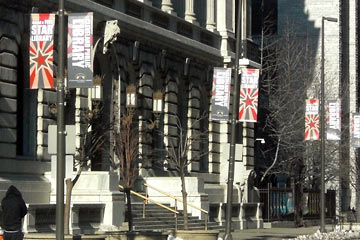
126 203 224 231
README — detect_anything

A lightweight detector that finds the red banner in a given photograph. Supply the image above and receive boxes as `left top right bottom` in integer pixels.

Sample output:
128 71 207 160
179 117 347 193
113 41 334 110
29 13 55 89
305 99 320 141
238 68 259 122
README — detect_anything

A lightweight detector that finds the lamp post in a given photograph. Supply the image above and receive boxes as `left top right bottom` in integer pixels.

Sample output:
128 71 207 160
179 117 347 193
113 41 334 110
320 16 337 233
224 1 242 240
56 0 66 239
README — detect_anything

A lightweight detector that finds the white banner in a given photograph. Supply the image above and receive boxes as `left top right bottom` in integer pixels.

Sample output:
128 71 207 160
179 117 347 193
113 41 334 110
211 68 231 121
326 99 341 140
352 113 360 147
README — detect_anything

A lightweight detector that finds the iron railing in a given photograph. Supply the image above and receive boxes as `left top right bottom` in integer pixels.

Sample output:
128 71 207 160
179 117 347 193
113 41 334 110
259 183 336 222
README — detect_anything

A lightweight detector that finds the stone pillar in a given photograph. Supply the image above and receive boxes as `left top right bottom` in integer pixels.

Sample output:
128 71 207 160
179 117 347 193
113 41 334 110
206 0 217 31
75 88 81 155
216 0 234 63
241 0 248 40
36 89 45 159
185 0 199 25
161 0 176 15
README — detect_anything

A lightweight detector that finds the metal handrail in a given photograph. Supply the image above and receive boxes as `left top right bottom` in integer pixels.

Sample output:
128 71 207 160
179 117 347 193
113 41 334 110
118 184 179 230
119 185 178 214
144 183 208 230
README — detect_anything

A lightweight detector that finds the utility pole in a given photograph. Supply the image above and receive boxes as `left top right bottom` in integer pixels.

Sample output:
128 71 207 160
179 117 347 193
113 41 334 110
320 16 337 233
56 0 66 239
224 1 242 239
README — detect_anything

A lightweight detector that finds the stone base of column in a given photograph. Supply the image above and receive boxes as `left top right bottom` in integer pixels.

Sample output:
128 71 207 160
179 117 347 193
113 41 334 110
162 6 177 16
185 14 200 26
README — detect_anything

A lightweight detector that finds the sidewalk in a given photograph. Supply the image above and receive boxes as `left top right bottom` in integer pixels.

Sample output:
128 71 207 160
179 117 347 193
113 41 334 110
223 225 329 240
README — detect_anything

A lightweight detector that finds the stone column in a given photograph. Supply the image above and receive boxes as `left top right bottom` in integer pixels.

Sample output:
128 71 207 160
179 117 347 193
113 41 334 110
206 0 217 31
216 0 234 63
161 0 176 15
241 0 248 40
36 89 45 159
75 88 81 154
185 0 199 25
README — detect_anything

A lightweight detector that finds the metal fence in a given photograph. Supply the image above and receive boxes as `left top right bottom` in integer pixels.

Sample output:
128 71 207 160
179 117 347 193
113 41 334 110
259 184 336 222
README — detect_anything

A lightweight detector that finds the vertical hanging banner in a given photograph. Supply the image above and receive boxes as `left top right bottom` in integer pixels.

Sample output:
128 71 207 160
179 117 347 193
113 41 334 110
211 68 231 121
238 68 259 122
352 113 360 147
67 13 93 88
305 99 320 141
29 13 55 89
326 99 341 140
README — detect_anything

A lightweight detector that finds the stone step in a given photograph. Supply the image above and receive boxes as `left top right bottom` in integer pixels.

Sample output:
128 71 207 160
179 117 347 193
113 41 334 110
129 211 177 218
133 222 224 231
132 219 222 227
131 203 175 210
126 203 223 231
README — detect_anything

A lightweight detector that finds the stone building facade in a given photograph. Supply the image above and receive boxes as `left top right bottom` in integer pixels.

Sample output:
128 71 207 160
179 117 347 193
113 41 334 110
0 0 261 231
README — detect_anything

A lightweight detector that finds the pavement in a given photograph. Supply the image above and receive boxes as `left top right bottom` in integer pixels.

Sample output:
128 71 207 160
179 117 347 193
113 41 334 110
21 225 338 240
220 225 331 240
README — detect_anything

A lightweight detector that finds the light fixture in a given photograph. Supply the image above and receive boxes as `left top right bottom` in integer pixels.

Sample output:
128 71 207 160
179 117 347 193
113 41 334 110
87 74 103 118
153 91 163 114
255 138 265 144
152 90 164 129
126 84 137 109
91 75 103 101
49 103 57 115
125 84 163 129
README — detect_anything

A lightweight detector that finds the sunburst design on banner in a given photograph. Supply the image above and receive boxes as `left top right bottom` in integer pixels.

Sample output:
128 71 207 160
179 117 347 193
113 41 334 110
305 114 320 141
29 13 55 89
30 41 54 89
238 88 259 122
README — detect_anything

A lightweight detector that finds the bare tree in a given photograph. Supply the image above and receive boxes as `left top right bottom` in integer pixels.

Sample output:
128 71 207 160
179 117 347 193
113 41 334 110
257 18 317 226
158 113 208 230
113 108 140 231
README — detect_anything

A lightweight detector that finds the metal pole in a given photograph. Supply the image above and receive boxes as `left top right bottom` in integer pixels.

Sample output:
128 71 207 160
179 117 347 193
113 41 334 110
320 16 325 233
320 16 337 233
224 1 242 239
56 0 66 239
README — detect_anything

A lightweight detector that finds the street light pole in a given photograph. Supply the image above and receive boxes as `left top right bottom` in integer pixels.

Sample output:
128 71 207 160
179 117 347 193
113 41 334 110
224 1 242 239
56 0 66 239
320 16 337 233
